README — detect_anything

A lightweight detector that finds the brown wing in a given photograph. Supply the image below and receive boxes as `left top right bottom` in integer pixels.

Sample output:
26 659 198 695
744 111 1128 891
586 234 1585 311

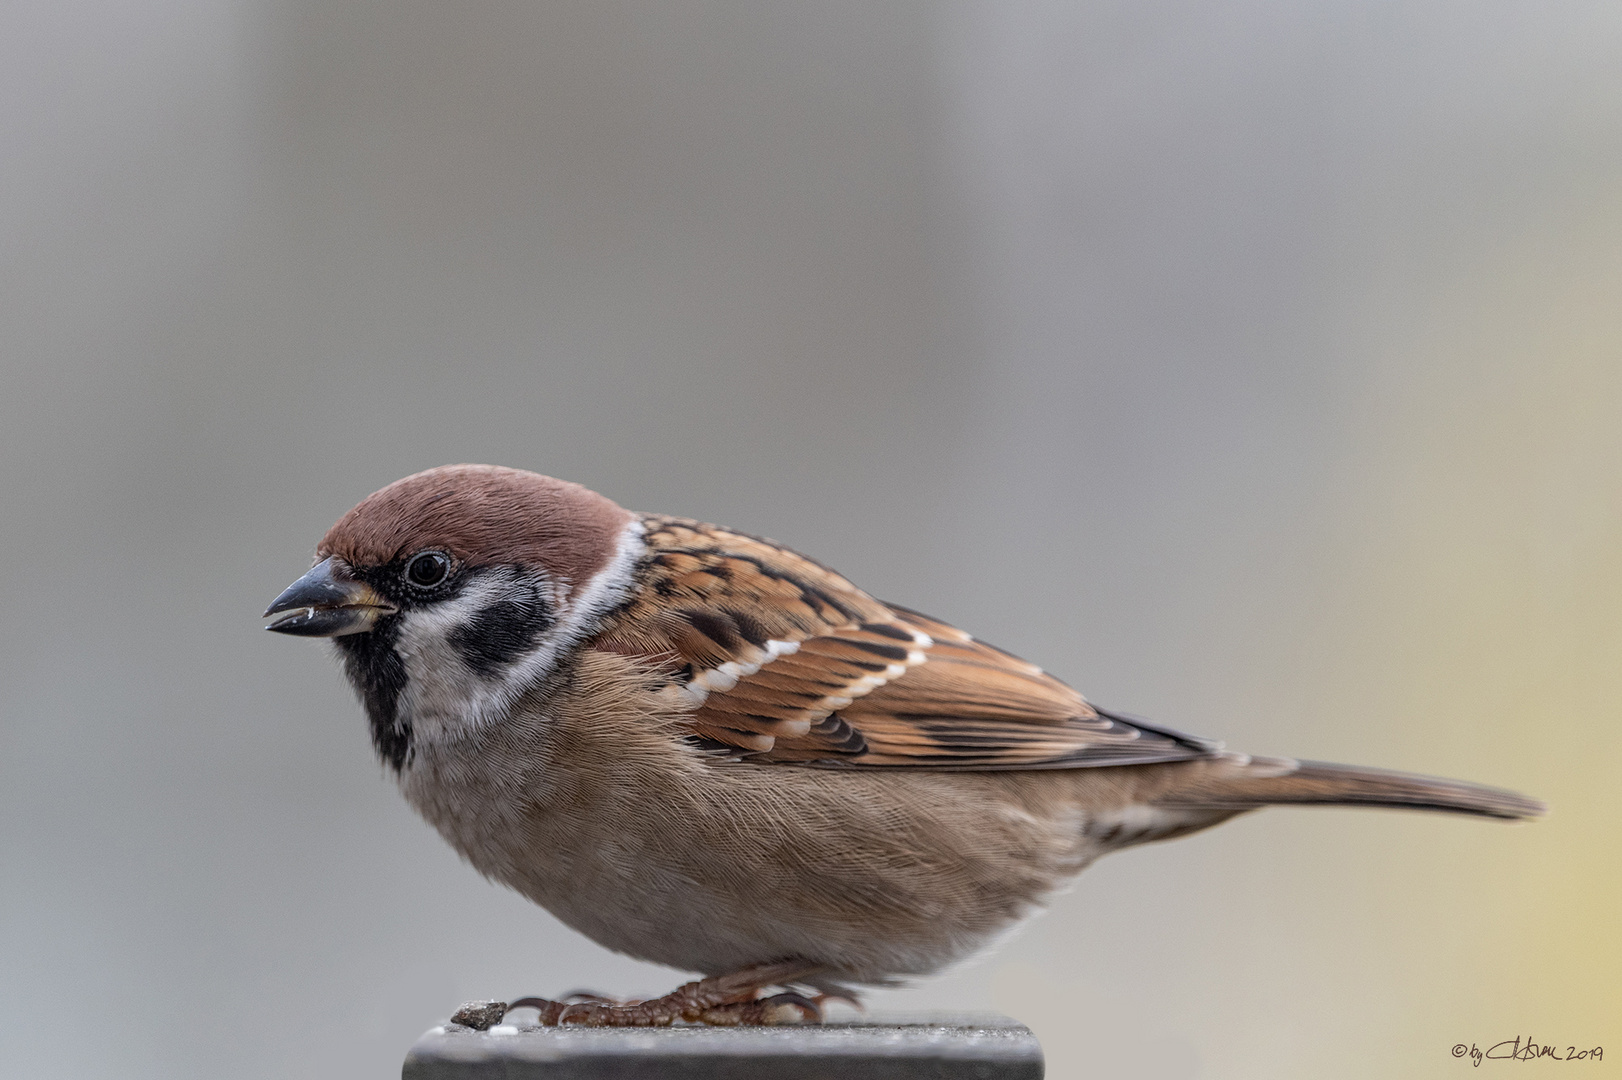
592 516 1218 768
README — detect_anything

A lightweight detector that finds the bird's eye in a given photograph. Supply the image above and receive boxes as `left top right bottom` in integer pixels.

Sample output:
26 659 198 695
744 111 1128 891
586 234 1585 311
404 551 452 589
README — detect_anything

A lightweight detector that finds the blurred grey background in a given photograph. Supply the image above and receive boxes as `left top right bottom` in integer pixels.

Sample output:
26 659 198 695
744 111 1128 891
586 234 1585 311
3 2 1618 1078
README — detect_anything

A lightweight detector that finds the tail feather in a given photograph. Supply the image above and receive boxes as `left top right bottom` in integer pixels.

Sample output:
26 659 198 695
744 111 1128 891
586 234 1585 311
1154 754 1545 822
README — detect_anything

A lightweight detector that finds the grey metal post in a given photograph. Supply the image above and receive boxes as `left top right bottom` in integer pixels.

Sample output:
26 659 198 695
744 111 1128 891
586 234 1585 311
403 1014 1044 1079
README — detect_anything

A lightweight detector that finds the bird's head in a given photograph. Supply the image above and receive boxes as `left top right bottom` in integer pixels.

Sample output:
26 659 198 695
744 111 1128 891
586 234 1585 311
264 464 641 769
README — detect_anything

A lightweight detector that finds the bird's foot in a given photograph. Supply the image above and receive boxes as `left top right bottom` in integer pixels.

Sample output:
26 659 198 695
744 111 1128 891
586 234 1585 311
452 960 833 1029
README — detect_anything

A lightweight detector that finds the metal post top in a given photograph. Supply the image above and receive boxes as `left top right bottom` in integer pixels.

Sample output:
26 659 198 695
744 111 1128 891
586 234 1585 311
403 1013 1044 1079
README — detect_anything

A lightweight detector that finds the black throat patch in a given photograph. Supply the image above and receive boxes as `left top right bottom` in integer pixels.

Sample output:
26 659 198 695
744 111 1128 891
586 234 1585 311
333 618 411 771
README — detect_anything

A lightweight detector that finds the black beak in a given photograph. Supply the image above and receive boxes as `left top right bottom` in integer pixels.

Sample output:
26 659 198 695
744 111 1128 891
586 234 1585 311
263 557 397 637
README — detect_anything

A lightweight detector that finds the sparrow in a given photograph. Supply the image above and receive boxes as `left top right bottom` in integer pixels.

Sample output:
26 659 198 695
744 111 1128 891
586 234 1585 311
264 464 1543 1027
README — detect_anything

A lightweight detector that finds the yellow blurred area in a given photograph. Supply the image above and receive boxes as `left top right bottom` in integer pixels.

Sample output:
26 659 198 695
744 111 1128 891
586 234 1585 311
983 192 1622 1078
1323 190 1622 1065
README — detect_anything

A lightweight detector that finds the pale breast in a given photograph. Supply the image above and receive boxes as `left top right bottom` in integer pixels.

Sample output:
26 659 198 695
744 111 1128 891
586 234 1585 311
395 649 1113 982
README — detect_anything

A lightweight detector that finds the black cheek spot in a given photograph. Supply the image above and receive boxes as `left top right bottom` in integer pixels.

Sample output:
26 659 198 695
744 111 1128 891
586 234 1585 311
448 595 555 676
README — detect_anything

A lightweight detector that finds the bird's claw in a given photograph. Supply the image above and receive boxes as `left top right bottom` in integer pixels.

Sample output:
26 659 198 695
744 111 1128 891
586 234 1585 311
810 990 864 1014
695 990 823 1025
468 960 841 1028
558 989 624 1004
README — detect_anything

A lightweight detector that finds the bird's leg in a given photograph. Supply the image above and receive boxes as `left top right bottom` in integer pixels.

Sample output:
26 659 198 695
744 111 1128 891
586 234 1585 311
453 960 831 1029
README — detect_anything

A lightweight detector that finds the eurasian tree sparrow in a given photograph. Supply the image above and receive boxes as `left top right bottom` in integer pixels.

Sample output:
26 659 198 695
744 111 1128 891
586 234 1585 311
264 465 1542 1026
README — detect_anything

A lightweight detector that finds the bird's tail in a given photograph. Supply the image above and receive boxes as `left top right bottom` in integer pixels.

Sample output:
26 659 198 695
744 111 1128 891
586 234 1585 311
1152 753 1545 821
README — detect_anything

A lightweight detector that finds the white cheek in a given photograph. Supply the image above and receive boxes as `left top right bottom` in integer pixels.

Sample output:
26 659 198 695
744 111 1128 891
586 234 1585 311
394 520 646 750
393 587 503 743
393 571 561 743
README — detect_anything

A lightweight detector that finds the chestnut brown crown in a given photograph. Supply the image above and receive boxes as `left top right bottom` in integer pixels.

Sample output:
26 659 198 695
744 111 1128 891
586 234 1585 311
317 464 633 583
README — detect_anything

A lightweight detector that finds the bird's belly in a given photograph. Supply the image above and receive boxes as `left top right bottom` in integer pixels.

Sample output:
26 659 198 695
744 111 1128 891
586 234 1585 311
403 739 1103 982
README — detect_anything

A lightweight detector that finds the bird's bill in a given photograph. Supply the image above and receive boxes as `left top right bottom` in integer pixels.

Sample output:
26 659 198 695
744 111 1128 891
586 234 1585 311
263 557 396 636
